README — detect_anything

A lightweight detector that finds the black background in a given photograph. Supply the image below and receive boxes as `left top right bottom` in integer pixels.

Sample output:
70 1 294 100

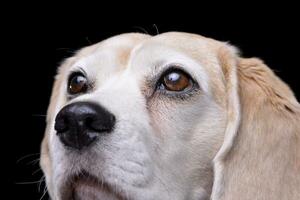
8 7 299 200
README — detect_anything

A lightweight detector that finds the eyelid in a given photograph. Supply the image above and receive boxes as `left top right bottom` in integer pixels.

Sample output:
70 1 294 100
154 64 198 89
68 67 87 79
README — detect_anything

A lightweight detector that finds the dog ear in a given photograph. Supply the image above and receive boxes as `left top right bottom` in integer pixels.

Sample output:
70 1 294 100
39 70 62 197
211 46 300 200
40 57 75 197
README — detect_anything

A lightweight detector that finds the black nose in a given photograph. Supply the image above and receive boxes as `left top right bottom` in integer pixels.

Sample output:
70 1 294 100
54 102 116 150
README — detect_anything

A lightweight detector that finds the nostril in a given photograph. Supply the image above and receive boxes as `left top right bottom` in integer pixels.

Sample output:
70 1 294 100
84 116 93 127
55 116 69 133
84 116 100 132
88 119 108 132
88 114 116 133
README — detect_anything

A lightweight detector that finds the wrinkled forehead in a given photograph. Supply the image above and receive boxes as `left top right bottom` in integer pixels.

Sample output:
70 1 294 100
69 33 150 71
68 32 224 72
62 32 227 104
129 32 225 84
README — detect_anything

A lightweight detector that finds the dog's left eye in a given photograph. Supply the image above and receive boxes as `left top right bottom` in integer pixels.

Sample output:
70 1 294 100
68 72 88 95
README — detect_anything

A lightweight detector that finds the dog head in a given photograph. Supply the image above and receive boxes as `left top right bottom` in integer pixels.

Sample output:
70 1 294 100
40 32 300 200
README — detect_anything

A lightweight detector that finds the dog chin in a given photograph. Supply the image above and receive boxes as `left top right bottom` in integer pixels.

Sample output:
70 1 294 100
60 172 126 200
72 182 120 200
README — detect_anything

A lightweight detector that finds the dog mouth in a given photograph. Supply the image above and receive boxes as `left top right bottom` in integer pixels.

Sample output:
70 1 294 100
61 171 125 200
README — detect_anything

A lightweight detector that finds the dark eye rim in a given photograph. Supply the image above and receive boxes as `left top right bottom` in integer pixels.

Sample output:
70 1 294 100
67 71 89 95
156 66 198 93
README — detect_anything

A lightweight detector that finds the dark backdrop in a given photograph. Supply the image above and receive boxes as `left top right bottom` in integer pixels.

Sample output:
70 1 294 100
9 13 299 199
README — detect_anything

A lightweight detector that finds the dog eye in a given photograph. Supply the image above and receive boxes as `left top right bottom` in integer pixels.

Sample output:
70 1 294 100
159 69 193 92
68 72 88 95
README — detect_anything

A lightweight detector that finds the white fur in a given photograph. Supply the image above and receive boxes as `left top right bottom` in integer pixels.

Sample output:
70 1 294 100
41 33 231 200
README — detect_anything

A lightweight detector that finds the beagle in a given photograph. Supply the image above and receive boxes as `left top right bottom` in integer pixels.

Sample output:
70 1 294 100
40 32 300 200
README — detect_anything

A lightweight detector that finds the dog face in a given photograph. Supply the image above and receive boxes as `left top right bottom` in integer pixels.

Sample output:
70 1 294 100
40 32 300 200
41 32 230 200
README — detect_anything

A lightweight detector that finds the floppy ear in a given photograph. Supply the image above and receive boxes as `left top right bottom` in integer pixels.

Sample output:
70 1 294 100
40 57 75 197
211 47 300 200
39 72 62 197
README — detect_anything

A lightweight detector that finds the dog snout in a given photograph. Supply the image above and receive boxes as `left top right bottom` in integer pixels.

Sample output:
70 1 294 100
54 102 116 150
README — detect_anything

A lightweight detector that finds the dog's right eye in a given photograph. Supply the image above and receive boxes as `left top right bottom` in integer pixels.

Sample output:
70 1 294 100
68 72 88 95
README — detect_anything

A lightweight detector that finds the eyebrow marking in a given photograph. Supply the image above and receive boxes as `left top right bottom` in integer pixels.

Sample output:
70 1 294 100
116 47 132 69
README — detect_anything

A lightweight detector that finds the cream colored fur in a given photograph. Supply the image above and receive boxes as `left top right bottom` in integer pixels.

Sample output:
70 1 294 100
40 32 300 200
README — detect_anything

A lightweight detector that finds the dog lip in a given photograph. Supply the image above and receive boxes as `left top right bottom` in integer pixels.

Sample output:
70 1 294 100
60 171 125 200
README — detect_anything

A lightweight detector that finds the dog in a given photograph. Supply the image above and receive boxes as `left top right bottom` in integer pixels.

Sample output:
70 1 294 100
40 32 300 200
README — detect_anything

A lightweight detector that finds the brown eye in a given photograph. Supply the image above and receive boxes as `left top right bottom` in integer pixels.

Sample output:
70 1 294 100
68 73 88 94
161 70 192 91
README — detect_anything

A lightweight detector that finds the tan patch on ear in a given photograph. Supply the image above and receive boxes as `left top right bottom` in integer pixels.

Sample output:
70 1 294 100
40 130 53 196
211 45 241 200
40 133 51 176
216 57 300 200
238 58 299 114
216 46 239 110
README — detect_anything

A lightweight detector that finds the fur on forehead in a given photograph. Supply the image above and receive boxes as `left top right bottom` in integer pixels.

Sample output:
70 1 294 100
55 32 237 109
41 32 300 200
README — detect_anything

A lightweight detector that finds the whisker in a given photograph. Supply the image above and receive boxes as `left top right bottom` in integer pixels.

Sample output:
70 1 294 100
31 114 46 118
39 184 48 200
16 153 40 163
15 179 44 185
153 24 159 35
85 36 92 45
132 26 149 35
56 47 76 54
16 153 48 198
26 158 40 166
56 47 72 51
32 168 42 175
38 176 45 193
